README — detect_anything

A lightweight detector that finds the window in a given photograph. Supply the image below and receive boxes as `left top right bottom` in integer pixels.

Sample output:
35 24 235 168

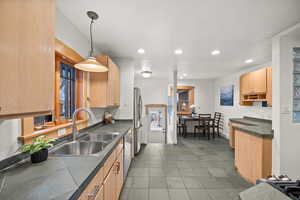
176 86 195 115
60 62 76 120
293 48 300 123
34 55 80 127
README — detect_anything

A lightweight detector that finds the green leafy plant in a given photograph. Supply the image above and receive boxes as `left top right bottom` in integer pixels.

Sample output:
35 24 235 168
21 136 56 154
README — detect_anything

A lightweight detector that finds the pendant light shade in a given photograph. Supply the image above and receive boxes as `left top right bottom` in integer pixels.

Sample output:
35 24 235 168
74 11 108 72
74 57 108 72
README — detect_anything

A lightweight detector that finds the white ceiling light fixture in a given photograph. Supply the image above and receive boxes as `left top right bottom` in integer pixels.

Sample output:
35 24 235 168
137 48 145 54
74 11 108 72
141 70 152 78
245 59 254 64
174 49 183 55
211 50 221 55
179 76 184 79
183 73 187 77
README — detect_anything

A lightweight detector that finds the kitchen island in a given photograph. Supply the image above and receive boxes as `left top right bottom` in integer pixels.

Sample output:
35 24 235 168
0 120 132 200
229 117 273 184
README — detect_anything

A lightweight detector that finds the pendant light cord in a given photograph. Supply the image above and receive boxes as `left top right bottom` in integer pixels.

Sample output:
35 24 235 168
89 19 94 57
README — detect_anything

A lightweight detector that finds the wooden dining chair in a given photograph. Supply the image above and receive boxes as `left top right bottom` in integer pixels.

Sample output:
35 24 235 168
210 112 222 137
177 116 187 137
194 114 211 139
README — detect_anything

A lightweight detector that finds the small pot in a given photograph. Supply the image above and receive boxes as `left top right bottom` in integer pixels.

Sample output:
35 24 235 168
31 148 48 163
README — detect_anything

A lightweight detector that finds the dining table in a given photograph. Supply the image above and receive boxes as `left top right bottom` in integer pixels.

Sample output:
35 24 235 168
179 114 216 139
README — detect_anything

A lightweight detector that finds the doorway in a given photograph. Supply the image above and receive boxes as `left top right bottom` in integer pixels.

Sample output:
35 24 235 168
145 104 167 144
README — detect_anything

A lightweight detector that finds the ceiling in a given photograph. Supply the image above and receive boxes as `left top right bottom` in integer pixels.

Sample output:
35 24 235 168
57 0 300 79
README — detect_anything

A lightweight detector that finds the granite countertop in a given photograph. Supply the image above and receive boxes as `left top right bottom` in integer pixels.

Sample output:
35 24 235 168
239 183 291 200
229 117 273 139
0 120 133 200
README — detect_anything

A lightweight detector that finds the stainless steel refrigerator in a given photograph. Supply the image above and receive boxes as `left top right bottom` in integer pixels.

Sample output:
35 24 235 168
133 87 143 155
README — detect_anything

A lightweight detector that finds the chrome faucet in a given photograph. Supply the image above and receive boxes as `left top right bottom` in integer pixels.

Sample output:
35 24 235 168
72 108 93 141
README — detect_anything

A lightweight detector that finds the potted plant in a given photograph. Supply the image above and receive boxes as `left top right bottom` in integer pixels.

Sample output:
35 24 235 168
21 136 56 163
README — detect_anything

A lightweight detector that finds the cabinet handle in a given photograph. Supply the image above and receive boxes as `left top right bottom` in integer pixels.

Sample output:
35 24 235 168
0 106 1 112
87 184 101 200
115 162 120 174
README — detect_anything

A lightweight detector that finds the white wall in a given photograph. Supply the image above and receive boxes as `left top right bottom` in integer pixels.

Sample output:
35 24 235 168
213 63 272 137
134 78 169 107
113 58 135 120
272 24 300 179
178 79 215 114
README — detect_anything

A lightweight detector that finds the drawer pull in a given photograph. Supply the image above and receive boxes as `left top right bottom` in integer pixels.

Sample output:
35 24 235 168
87 185 101 200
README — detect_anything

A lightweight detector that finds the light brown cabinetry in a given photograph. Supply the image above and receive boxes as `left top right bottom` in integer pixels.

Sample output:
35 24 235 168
89 56 120 108
79 139 124 200
229 122 240 149
0 0 55 119
240 67 272 106
235 130 272 184
266 67 272 107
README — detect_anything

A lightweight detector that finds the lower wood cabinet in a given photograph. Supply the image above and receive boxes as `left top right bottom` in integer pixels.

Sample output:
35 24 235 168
79 139 124 200
235 130 272 184
229 122 241 149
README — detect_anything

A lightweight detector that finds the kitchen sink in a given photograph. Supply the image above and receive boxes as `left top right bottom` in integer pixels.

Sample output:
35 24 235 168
79 132 120 143
50 141 108 156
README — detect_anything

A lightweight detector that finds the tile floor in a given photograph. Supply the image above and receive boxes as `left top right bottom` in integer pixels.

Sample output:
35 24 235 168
120 136 253 200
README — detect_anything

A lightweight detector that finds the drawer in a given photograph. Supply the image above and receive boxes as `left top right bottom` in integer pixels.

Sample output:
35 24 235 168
103 150 116 177
115 138 124 156
78 169 103 200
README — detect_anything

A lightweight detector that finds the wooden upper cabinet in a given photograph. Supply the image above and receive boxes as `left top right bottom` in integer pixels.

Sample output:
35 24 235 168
89 56 120 108
252 68 267 94
0 0 55 119
240 68 267 95
266 67 272 106
240 67 271 106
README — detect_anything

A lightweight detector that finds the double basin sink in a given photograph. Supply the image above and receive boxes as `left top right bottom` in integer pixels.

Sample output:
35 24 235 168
50 132 120 156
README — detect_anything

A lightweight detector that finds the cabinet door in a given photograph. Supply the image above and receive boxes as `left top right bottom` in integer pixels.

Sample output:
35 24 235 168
107 59 114 106
104 167 116 200
240 73 251 95
114 65 120 106
252 68 267 94
89 71 108 107
266 67 272 106
95 185 104 200
0 0 54 118
115 150 124 199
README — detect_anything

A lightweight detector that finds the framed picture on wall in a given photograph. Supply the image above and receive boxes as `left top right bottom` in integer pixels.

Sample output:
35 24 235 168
220 85 234 106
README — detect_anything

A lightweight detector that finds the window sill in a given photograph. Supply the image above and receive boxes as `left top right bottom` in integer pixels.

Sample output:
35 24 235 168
18 119 88 143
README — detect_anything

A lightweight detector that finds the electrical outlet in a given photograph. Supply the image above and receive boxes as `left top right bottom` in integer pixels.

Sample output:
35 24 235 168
58 128 66 137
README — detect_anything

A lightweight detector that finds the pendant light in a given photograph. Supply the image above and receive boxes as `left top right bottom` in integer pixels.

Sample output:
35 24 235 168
74 11 108 72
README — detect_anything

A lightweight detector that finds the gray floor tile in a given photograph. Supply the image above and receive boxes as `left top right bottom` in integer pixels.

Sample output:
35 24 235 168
132 177 149 188
183 177 203 189
208 168 228 178
149 168 164 176
164 168 181 177
149 189 170 200
167 177 185 189
149 176 168 189
124 177 133 188
187 189 212 200
127 189 148 200
168 189 190 200
128 168 149 177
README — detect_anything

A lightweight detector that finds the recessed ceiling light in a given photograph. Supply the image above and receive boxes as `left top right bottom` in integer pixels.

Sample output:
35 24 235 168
137 48 145 54
245 59 253 64
179 76 184 79
211 50 221 55
174 49 183 55
183 73 187 77
141 70 152 78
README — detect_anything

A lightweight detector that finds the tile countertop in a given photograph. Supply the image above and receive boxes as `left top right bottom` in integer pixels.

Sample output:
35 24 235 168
239 183 291 200
229 116 273 139
0 120 133 200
